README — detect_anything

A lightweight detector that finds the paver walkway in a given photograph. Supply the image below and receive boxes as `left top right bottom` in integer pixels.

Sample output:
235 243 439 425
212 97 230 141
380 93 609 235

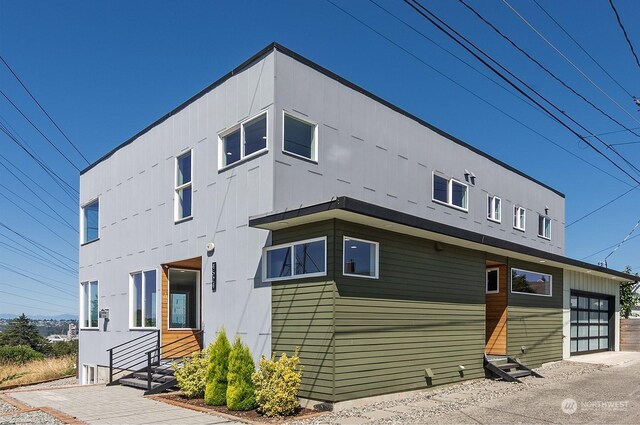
8 385 243 425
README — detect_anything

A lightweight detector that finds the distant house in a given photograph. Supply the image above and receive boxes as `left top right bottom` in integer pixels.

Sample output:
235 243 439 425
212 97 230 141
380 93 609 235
78 43 638 402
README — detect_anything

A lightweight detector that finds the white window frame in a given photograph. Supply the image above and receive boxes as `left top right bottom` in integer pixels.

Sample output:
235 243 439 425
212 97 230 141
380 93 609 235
80 197 100 244
343 236 380 279
82 364 97 385
538 215 551 240
282 110 319 163
168 268 201 330
487 195 501 223
431 172 469 212
174 149 193 223
80 280 99 330
262 237 327 282
218 110 269 170
486 267 500 294
513 205 526 231
510 267 553 297
129 268 159 330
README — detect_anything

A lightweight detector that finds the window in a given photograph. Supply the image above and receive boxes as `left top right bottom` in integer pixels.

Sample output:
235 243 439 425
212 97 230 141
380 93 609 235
343 237 379 279
81 281 99 328
130 270 157 328
486 268 499 293
513 206 526 231
432 173 468 211
168 269 199 329
511 268 552 296
283 112 318 161
263 237 326 282
219 112 267 168
538 215 551 239
175 150 192 221
81 199 99 244
82 364 96 385
487 195 501 223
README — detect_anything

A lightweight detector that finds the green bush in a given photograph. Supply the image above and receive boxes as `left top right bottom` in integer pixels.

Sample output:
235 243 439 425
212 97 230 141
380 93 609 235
204 329 231 406
252 349 303 417
0 345 45 364
173 346 210 398
51 340 78 358
226 337 256 411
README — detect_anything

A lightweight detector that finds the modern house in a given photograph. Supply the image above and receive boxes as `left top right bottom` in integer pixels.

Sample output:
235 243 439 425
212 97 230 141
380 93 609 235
78 43 637 401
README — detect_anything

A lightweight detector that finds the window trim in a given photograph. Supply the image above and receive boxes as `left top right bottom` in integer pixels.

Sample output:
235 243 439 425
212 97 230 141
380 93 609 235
218 110 269 171
174 149 193 223
168 268 201 331
80 197 100 245
510 267 553 297
487 194 501 223
282 110 319 163
431 172 469 212
486 267 500 294
538 214 551 240
129 268 159 330
80 280 99 330
342 236 380 279
82 364 97 385
513 205 526 232
262 236 327 283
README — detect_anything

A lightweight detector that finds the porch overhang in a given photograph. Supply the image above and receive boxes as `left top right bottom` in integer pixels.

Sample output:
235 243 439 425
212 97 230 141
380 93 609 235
249 196 638 282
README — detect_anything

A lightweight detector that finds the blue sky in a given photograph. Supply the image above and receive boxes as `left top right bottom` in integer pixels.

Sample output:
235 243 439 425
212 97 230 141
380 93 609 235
0 0 638 317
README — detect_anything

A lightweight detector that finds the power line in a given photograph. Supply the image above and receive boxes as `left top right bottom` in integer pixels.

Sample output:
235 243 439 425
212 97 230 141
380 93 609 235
607 0 640 71
0 300 72 315
0 286 76 311
0 263 76 297
584 127 640 138
533 0 634 98
0 241 77 276
0 221 78 266
566 184 639 228
602 218 640 267
0 54 90 165
580 232 640 261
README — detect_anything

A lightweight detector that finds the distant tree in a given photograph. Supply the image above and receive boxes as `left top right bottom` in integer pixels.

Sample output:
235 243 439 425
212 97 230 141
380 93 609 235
620 266 639 319
0 314 51 354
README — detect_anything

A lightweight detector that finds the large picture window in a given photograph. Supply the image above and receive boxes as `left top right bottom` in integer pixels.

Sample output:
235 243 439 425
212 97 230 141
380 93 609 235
130 270 157 328
283 112 318 161
175 150 192 221
219 112 267 168
343 237 379 279
432 173 468 211
263 237 326 282
81 280 99 328
81 199 99 244
511 268 552 297
168 269 199 329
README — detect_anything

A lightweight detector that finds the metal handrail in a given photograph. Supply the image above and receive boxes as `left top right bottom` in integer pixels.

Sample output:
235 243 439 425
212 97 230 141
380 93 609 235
108 330 158 351
107 330 160 383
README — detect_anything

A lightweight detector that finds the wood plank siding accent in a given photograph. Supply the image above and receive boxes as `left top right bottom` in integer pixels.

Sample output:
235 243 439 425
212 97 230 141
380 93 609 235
161 257 202 358
621 320 640 351
485 265 507 355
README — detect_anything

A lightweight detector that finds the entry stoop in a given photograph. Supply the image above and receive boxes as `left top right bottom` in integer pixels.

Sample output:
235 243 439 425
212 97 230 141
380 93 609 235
484 354 544 383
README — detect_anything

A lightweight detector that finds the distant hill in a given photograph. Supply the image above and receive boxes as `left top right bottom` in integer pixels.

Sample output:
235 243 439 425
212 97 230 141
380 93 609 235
0 313 78 320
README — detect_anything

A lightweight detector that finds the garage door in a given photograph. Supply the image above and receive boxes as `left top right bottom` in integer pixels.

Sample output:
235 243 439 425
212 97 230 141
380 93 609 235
570 292 612 354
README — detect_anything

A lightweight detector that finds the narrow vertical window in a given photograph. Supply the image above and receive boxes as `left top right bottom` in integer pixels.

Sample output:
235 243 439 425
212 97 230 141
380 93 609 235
538 215 551 239
81 199 99 244
175 150 192 221
283 112 318 161
513 206 526 231
130 270 157 328
81 281 99 329
486 268 499 293
487 195 501 222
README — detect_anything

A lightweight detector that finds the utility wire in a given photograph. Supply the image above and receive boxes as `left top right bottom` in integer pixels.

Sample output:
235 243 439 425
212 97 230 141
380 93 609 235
0 286 76 311
0 231 77 272
585 127 640 138
0 54 90 165
602 218 640 267
0 241 77 276
0 300 71 315
607 0 640 71
566 184 639 228
0 222 78 265
533 0 634 99
0 263 76 297
501 0 640 126
580 232 640 260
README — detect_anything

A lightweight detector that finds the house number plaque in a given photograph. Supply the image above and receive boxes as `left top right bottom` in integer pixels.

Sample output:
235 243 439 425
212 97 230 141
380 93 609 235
212 262 217 293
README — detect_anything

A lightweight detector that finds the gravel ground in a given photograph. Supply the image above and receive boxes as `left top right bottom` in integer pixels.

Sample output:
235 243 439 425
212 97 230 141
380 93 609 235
290 361 609 425
0 410 64 425
0 400 18 415
22 377 77 390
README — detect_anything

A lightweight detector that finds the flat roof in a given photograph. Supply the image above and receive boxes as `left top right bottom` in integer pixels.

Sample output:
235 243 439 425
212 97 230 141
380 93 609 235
80 43 564 198
249 196 637 282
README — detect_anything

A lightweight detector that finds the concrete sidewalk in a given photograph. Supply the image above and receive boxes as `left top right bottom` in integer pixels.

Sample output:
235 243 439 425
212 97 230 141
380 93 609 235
566 350 640 367
8 385 243 425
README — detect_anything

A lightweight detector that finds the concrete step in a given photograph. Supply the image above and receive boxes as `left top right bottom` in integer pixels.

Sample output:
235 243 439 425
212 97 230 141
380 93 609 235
132 372 175 382
119 378 163 390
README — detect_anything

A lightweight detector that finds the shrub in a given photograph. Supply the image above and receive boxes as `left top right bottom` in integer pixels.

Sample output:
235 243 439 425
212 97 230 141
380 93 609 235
0 345 44 364
252 349 303 417
204 329 231 406
51 340 78 358
173 346 210 398
226 337 256 411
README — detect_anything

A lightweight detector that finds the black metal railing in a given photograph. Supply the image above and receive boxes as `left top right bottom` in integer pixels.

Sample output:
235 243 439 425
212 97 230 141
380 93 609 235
107 330 160 384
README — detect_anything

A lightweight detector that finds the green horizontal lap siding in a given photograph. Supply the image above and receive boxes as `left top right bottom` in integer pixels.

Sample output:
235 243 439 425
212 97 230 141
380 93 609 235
333 221 486 402
507 306 563 367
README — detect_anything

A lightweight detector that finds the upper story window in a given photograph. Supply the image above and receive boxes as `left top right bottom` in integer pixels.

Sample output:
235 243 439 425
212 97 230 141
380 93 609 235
538 215 551 240
283 112 318 162
487 195 501 223
343 236 379 279
130 270 157 328
486 267 499 293
263 237 327 282
432 173 468 211
513 206 526 231
81 199 99 244
511 268 552 297
175 150 192 222
81 280 99 329
219 112 267 168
